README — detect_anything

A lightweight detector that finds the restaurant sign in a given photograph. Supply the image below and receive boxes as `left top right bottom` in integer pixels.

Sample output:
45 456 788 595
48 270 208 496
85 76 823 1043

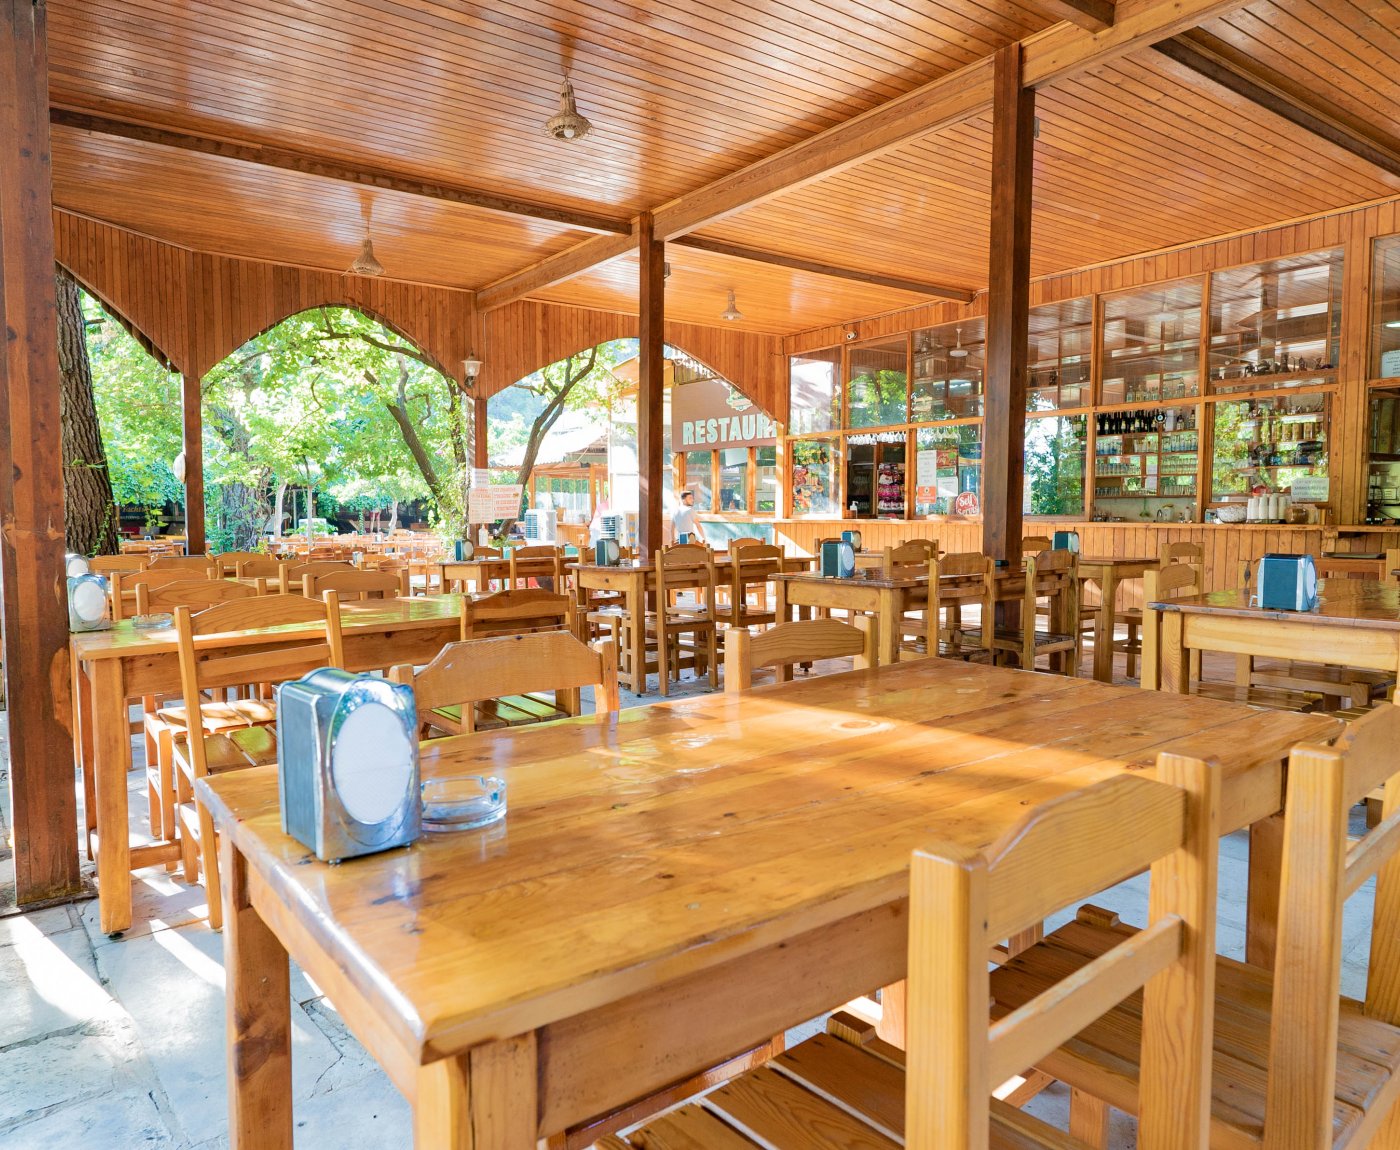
672 377 776 450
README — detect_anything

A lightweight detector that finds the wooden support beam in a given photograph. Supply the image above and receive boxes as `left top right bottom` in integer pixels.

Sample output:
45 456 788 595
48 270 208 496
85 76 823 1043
473 396 489 470
1025 0 1116 31
637 213 666 560
1153 32 1400 180
671 235 975 302
981 44 1035 565
49 108 632 237
181 373 206 553
477 0 1249 306
0 0 83 903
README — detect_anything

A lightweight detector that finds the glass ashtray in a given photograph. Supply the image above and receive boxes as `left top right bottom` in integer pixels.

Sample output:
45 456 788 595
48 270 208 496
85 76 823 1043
421 774 507 833
131 613 174 630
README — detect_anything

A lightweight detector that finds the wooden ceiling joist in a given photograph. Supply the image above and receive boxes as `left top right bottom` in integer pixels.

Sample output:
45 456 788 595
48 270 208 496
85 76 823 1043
671 235 976 302
1152 33 1400 180
49 107 632 236
475 229 639 311
477 0 1250 312
1024 0 1116 32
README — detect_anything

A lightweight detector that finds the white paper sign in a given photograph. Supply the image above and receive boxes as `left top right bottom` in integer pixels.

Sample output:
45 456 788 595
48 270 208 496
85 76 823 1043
468 485 524 523
1290 476 1330 503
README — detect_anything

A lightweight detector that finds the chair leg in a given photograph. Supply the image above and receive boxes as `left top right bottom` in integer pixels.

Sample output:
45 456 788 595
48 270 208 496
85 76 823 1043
179 805 199 884
197 798 223 931
1124 621 1140 679
1069 1089 1110 1150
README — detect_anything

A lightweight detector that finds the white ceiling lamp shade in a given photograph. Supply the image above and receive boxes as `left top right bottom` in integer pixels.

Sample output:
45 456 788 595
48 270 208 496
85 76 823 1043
347 233 385 277
172 449 187 483
545 75 592 142
950 326 969 358
463 354 483 384
721 289 744 322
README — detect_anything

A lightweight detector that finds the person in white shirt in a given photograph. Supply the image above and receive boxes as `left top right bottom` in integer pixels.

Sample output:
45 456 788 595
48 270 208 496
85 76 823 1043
671 490 706 544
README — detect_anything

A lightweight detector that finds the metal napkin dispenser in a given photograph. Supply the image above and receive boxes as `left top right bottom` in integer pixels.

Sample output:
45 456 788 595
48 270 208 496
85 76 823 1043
67 574 111 632
841 529 862 552
277 669 421 863
595 538 622 566
820 540 856 578
1257 553 1319 612
1052 530 1080 553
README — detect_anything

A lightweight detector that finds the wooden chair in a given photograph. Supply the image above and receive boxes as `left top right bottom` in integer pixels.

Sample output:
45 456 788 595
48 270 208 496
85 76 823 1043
389 631 619 738
146 554 217 575
507 544 565 590
303 568 409 601
234 556 287 585
171 594 345 929
614 754 1218 1150
210 550 264 575
901 551 994 659
280 559 354 593
726 536 765 550
644 544 719 696
112 568 205 620
970 549 1079 674
89 554 146 577
461 587 573 641
724 617 874 691
882 537 938 577
992 700 1400 1150
1106 540 1204 679
1020 534 1052 557
713 544 783 630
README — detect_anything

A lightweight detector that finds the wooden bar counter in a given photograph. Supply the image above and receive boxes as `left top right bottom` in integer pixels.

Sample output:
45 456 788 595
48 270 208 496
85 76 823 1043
200 658 1335 1148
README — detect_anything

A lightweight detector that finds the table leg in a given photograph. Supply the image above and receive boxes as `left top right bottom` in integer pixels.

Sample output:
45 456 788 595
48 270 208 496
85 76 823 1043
774 580 790 624
92 660 134 935
1141 606 1161 691
74 658 97 858
877 587 900 666
415 1035 538 1149
629 574 646 696
1246 813 1284 969
1094 573 1117 683
224 838 292 1150
875 980 905 1048
1159 611 1188 694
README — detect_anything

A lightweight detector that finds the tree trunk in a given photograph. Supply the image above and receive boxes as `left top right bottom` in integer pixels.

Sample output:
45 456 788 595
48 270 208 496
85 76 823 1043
271 481 287 538
206 401 271 551
55 271 119 554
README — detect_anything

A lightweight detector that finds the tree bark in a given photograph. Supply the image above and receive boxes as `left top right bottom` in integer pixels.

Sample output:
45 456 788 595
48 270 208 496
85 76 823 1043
55 270 119 554
206 400 271 551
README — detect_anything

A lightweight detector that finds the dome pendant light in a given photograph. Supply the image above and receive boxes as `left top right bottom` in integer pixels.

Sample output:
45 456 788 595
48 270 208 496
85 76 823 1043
721 289 744 322
348 233 385 277
545 75 592 142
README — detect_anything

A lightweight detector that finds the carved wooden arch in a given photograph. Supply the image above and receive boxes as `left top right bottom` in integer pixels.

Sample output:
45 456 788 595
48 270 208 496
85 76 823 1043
57 259 182 374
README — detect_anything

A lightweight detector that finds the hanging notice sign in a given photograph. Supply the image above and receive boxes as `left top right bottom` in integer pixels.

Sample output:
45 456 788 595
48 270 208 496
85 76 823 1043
468 485 524 523
672 377 776 450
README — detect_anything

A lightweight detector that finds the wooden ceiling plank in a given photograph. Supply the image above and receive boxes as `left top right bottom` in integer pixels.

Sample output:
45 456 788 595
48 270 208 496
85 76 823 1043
49 107 631 235
671 234 975 301
1152 29 1400 179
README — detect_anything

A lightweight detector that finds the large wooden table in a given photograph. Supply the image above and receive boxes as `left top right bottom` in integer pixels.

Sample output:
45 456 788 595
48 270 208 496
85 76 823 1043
1076 556 1156 683
1152 579 1400 696
571 555 812 692
439 556 564 593
199 658 1335 1148
69 595 467 935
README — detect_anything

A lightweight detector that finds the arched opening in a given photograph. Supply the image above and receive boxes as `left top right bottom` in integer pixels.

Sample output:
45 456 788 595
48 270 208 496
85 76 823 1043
485 341 778 547
192 306 464 550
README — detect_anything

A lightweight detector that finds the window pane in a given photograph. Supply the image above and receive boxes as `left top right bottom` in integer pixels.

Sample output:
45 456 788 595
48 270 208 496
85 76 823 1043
1372 235 1400 381
791 439 840 517
719 447 748 512
1211 394 1328 503
846 340 908 428
1092 405 1199 515
755 446 778 514
1025 415 1087 516
684 451 713 510
912 320 984 420
788 349 841 434
914 425 982 516
1027 298 1092 411
1102 280 1202 404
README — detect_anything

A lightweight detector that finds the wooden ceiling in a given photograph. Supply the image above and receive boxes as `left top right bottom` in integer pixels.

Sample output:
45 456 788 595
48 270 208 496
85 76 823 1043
45 0 1400 336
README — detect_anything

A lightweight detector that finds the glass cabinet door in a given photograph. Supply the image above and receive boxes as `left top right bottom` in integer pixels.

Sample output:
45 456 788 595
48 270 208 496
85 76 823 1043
912 319 984 420
788 349 841 435
1101 281 1202 404
1208 249 1341 394
1027 298 1093 411
1091 405 1199 518
1366 387 1400 523
1373 236 1400 383
846 338 908 428
914 425 981 516
790 438 841 517
1210 393 1329 503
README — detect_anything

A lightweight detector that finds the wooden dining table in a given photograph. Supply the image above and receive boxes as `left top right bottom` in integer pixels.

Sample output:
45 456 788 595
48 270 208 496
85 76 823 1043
1076 555 1157 683
69 595 468 935
439 555 563 593
1151 579 1400 696
199 656 1335 1148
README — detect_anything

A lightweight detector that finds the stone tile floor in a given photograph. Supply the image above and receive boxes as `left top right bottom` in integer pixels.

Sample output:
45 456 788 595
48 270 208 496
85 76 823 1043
0 650 1379 1149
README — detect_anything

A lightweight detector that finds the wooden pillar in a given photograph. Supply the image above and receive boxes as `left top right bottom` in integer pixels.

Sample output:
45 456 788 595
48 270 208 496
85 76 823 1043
638 212 665 558
981 43 1036 563
181 372 206 553
0 0 83 902
473 395 489 469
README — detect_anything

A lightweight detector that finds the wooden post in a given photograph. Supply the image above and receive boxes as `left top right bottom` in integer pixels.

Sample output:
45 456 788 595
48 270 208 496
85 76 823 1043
0 0 83 902
638 212 666 558
473 395 489 470
981 44 1035 563
181 372 206 553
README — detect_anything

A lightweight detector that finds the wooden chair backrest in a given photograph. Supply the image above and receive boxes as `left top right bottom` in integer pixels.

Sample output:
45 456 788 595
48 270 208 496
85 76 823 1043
211 551 264 575
508 545 564 587
725 617 874 692
471 546 504 559
389 632 619 730
727 536 765 550
655 544 717 603
1023 548 1078 612
1146 560 1202 603
460 588 573 639
729 543 784 594
136 578 259 615
89 554 146 576
235 557 286 580
1264 700 1400 1144
282 560 354 591
172 594 345 778
304 568 408 601
928 552 994 649
1386 547 1400 586
905 754 1219 1150
1020 535 1053 557
1159 540 1204 567
113 568 204 619
884 538 938 575
147 554 215 573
